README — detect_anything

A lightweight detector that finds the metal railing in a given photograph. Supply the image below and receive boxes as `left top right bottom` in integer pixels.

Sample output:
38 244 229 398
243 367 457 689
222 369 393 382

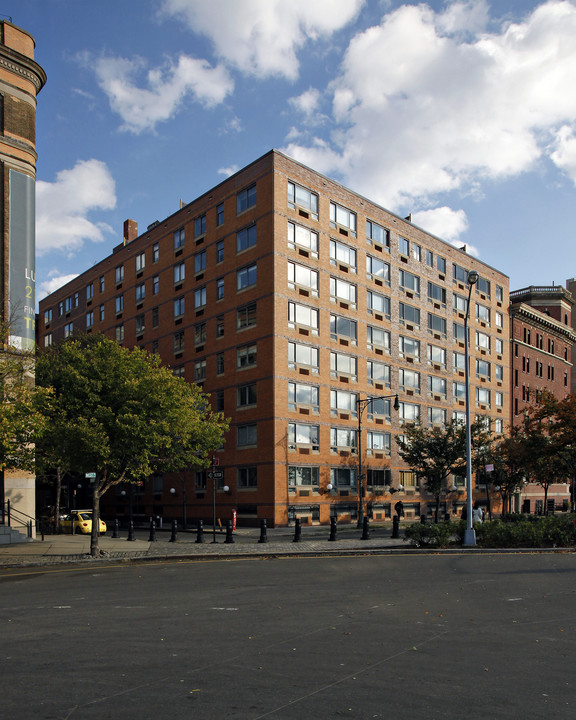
1 500 35 538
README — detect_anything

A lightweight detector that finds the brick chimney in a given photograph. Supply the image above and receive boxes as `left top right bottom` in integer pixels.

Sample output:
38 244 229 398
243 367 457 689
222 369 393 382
123 218 138 245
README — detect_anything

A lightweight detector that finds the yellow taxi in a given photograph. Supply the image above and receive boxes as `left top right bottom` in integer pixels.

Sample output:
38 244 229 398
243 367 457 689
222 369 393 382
61 510 106 535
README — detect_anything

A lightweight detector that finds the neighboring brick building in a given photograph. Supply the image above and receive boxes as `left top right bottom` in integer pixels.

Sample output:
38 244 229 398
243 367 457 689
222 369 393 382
38 150 510 527
0 21 46 531
509 285 575 513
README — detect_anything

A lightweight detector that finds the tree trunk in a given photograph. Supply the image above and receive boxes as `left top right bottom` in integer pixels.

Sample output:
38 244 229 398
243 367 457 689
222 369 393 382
434 495 440 524
543 484 549 516
54 467 62 533
90 483 102 557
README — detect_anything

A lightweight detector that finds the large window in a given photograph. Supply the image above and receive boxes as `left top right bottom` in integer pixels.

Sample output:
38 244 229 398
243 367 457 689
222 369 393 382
399 402 420 424
330 201 356 236
237 302 257 330
115 295 124 314
366 255 390 282
367 431 391 454
476 387 491 407
330 314 357 344
453 263 468 284
194 214 206 237
237 424 257 447
135 252 145 273
288 181 318 219
476 303 490 323
237 383 257 407
399 302 420 326
429 376 447 396
428 407 446 426
288 423 319 450
194 322 206 345
330 239 356 270
288 466 319 488
428 313 447 336
453 381 466 399
135 283 145 302
288 262 319 295
367 360 390 386
453 293 467 313
367 326 390 352
288 382 319 412
476 331 490 351
194 287 206 309
174 297 185 318
330 351 357 380
194 251 206 274
288 301 319 333
216 202 224 227
330 277 357 305
453 322 465 342
288 222 318 254
237 184 256 213
330 467 357 488
476 359 491 379
399 269 420 294
367 291 390 318
330 427 357 452
174 262 185 284
237 263 257 291
366 220 389 248
238 467 258 488
174 228 185 250
330 389 358 416
399 368 420 392
237 225 257 252
428 282 446 304
399 336 420 360
288 342 319 372
454 352 465 371
237 343 257 368
115 265 124 284
428 344 446 366
367 397 392 420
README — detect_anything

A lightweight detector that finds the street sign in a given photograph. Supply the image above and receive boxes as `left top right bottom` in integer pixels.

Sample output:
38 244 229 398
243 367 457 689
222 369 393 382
209 471 224 480
85 472 96 479
212 457 219 466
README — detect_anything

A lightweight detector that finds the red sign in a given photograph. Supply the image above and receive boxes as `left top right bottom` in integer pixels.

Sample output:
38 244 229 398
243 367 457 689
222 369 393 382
232 509 237 531
212 456 219 466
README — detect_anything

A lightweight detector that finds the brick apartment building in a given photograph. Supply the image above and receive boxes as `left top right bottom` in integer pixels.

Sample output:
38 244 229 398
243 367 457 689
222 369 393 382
1 20 46 530
509 285 575 513
38 150 510 527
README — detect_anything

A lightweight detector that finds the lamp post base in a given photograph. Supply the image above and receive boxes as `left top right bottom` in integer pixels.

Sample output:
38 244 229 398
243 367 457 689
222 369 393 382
463 528 477 547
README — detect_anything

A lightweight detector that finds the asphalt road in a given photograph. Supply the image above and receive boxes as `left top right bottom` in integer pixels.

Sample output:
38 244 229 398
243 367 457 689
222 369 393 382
2 553 575 719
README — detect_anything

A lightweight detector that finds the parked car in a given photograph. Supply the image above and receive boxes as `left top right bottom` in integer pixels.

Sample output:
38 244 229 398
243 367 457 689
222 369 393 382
61 510 106 535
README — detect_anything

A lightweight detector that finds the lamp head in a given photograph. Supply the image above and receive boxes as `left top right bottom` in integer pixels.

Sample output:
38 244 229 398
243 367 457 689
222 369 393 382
467 270 479 286
393 394 400 411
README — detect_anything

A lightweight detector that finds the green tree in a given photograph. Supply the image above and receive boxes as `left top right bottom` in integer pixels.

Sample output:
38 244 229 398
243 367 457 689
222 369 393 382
36 334 228 556
490 429 527 514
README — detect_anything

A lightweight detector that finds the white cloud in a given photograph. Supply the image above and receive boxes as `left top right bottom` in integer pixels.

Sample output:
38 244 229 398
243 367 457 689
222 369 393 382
218 165 239 177
282 1 576 218
36 159 116 254
159 0 364 80
93 54 233 133
411 207 478 254
37 273 79 301
550 124 576 184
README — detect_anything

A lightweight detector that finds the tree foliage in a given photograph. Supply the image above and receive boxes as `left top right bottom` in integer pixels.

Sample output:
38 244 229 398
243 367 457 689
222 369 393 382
36 334 229 555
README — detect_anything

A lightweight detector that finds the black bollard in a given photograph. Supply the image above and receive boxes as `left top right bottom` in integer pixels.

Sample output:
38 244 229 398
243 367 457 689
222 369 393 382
225 519 234 544
112 519 119 538
258 518 268 544
293 517 302 543
127 520 135 541
361 515 370 540
195 519 204 544
148 517 156 542
169 519 178 543
329 517 337 541
392 515 400 539
420 514 427 524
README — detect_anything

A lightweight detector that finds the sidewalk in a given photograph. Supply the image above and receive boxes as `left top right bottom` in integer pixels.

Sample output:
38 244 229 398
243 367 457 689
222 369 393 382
0 525 407 568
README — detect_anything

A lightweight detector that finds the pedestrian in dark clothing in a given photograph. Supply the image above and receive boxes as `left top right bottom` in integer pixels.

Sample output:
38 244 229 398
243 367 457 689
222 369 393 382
395 500 405 518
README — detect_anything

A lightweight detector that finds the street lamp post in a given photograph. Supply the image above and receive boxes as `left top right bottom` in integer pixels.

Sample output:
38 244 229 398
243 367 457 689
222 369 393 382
464 269 479 546
356 393 399 527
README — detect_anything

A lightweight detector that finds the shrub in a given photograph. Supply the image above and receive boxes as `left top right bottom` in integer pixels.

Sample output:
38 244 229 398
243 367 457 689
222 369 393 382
475 514 576 548
403 520 461 548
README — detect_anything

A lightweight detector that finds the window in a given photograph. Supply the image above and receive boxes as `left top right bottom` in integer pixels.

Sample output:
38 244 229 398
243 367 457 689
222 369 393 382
330 239 356 270
453 381 466 399
367 432 391 454
495 391 503 407
495 418 503 434
476 359 491 379
330 467 356 488
367 326 390 352
288 181 318 219
330 314 357 343
453 322 465 342
150 275 158 295
366 255 390 283
288 341 319 372
115 295 124 314
194 251 206 274
428 344 446 366
86 283 93 301
399 336 420 360
174 331 185 353
216 202 224 226
496 364 503 381
194 214 206 237
453 293 467 313
237 424 257 447
152 306 159 328
429 376 447 396
399 402 420 423
216 353 224 375
330 351 357 380
453 263 468 284
412 243 421 262
367 397 391 419
476 303 490 323
115 325 124 343
495 338 503 355
288 262 319 295
426 250 434 267
476 331 490 351
237 383 257 407
330 389 358 416
135 314 145 334
454 352 465 371
194 322 206 345
216 314 225 337
367 360 390 386
237 225 257 252
174 297 185 318
367 290 391 318
288 382 319 412
288 301 319 333
135 252 145 273
86 311 93 329
216 390 224 412
99 276 105 293
330 427 357 452
238 467 257 488
99 304 105 322
115 266 124 285
135 283 145 302
65 296 72 313
237 263 257 290
237 184 256 213
216 240 224 263
237 343 257 368
288 466 319 488
399 368 420 392
495 311 503 329
399 302 420 326
399 270 420 294
496 285 503 302
288 423 319 450
58 301 63 316
237 302 257 329
428 407 446 426
428 282 446 304
288 222 318 254
453 410 466 423
174 228 185 250
44 333 53 347
194 287 206 309
476 387 491 407
437 256 446 274
476 276 490 296
428 313 447 335
217 277 225 300
366 220 389 248
398 237 410 256
152 242 159 263
330 201 356 236
330 277 357 305
44 308 52 323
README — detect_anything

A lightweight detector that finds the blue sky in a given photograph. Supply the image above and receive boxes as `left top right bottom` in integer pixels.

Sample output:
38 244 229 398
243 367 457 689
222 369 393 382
12 0 576 301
